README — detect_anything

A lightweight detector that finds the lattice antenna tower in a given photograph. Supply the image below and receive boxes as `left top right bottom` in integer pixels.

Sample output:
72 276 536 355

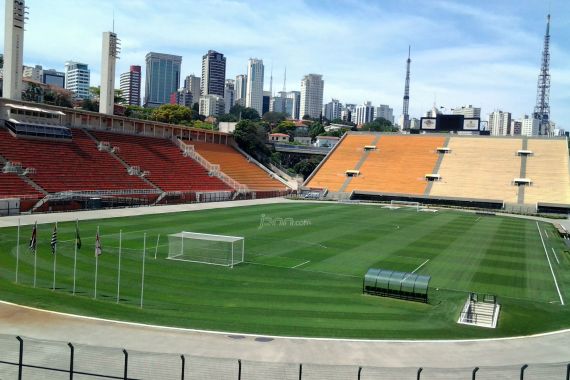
533 14 551 135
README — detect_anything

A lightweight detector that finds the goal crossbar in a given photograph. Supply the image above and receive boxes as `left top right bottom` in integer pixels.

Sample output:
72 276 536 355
168 231 245 268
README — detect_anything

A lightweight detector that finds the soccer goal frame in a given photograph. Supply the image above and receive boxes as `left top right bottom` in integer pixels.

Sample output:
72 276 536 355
167 231 245 268
389 200 421 211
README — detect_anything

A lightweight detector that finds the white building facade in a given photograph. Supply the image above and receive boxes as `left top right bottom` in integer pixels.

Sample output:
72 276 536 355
245 59 264 116
374 104 394 124
199 94 225 117
65 61 91 100
488 111 512 136
355 101 374 125
299 74 324 119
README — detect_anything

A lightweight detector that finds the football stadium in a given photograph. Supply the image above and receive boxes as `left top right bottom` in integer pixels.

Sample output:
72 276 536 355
1 0 570 378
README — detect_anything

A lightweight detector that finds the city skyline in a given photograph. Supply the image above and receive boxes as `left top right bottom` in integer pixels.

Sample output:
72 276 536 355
0 0 569 126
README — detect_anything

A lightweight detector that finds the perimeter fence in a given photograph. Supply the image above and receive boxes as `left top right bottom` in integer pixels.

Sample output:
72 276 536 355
0 334 569 379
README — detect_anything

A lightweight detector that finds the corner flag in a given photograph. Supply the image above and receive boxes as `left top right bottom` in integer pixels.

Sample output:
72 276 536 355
75 221 82 250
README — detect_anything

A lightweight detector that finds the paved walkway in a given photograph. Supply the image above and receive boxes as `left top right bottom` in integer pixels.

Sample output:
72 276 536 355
1 198 569 369
0 301 569 368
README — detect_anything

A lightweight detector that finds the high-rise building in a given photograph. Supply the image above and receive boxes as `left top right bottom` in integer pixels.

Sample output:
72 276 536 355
23 65 42 82
520 115 540 136
342 104 356 123
3 0 27 100
199 94 225 117
323 99 342 121
286 91 301 120
510 120 522 136
120 65 141 106
42 69 65 88
170 89 192 108
374 104 394 124
270 91 290 115
355 101 374 125
453 105 481 119
235 74 247 106
201 50 226 97
144 52 182 107
65 61 91 100
488 111 512 136
100 31 120 115
183 74 201 105
262 90 271 116
300 74 324 119
246 58 264 116
224 79 235 114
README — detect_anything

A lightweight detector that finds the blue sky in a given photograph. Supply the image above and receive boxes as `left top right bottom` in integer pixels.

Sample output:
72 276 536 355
2 0 569 126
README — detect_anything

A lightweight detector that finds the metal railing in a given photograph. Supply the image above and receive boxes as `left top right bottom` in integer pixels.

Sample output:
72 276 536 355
0 335 569 380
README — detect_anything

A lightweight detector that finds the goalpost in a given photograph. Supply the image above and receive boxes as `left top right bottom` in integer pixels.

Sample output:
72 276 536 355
389 200 421 211
167 232 245 268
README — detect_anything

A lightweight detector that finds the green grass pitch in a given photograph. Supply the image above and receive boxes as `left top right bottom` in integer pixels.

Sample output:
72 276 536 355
0 202 568 339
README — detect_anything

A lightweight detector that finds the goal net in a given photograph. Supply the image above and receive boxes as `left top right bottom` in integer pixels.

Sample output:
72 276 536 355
388 200 421 211
168 231 245 268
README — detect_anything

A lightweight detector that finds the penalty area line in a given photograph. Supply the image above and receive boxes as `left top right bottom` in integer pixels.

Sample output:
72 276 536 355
551 248 560 265
411 259 430 274
536 222 564 306
291 260 310 269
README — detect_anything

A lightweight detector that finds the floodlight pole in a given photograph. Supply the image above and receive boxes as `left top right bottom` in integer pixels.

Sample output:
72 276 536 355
117 230 122 304
140 232 146 309
15 218 20 283
73 220 78 295
52 222 58 291
94 226 99 299
33 242 37 288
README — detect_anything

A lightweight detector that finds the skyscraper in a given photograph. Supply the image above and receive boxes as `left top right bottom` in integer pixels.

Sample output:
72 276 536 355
183 74 201 105
65 61 91 100
201 50 226 97
488 111 512 136
100 31 120 115
42 69 65 88
300 74 324 119
120 65 141 106
3 0 26 100
246 58 264 116
287 91 301 120
224 79 235 114
355 101 374 125
235 74 247 106
144 52 182 107
323 99 342 121
23 65 42 82
374 105 394 124
453 105 481 119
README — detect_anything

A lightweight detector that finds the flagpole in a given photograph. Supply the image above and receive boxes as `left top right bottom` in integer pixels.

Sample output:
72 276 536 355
140 232 146 309
73 220 78 295
117 229 122 304
15 218 20 283
154 234 160 259
33 221 37 288
94 226 99 299
52 222 57 291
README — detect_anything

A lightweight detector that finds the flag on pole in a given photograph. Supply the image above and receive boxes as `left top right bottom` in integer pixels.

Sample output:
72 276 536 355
50 224 58 255
75 221 82 250
95 230 102 257
28 222 37 253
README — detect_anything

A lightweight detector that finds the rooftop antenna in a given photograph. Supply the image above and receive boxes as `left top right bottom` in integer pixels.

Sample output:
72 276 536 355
282 66 287 93
112 9 115 33
269 63 273 97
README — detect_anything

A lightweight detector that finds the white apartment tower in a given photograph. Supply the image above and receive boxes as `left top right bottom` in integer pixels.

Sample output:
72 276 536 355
246 59 264 116
453 105 481 119
374 105 394 124
3 0 26 100
323 99 342 121
224 79 235 114
300 74 324 119
235 74 247 106
100 31 120 115
184 74 201 105
120 65 141 106
520 115 540 136
65 61 91 100
488 111 512 136
355 101 375 125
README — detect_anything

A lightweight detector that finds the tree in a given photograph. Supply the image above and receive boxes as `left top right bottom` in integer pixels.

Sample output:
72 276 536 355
124 105 152 120
361 117 398 132
302 114 312 120
217 113 238 122
272 120 296 135
21 82 43 103
293 157 321 178
81 98 99 112
150 104 193 124
44 90 73 108
262 111 287 125
192 102 199 113
114 89 126 104
233 120 270 163
309 123 325 139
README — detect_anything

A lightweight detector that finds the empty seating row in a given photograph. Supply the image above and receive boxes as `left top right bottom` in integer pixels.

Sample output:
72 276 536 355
345 135 445 195
0 172 43 198
0 128 152 193
92 131 231 192
191 141 287 191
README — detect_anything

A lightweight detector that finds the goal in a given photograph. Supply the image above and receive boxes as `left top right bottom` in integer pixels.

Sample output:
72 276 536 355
389 200 421 211
167 232 245 268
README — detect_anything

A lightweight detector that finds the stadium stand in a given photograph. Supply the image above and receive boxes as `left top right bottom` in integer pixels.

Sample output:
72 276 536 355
345 135 445 194
191 141 287 191
524 139 570 205
305 134 378 192
429 137 521 203
0 172 43 198
0 128 152 193
91 131 232 193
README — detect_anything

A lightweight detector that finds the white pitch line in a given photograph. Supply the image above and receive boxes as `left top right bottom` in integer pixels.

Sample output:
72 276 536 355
475 217 481 222
411 259 430 274
536 222 564 306
291 260 311 269
545 230 549 238
552 248 560 265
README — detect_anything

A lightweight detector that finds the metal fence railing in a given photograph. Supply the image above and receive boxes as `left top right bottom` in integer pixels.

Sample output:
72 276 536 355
1 334 569 380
